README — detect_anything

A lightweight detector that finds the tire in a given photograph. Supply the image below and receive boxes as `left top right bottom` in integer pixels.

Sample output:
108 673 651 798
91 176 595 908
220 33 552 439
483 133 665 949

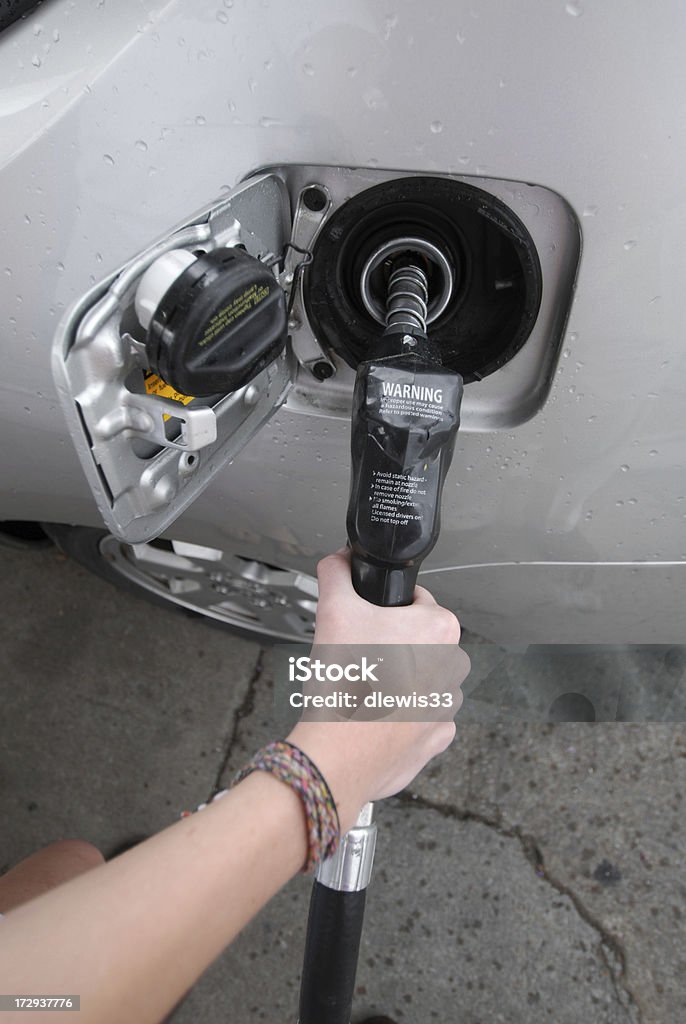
42 524 318 644
0 521 53 550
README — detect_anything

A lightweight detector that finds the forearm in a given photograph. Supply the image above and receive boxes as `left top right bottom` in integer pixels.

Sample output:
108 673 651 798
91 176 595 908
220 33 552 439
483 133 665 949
0 773 307 1024
0 551 467 1024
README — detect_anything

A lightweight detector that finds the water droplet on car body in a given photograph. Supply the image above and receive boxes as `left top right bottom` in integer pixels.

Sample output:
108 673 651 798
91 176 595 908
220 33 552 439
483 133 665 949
364 89 386 109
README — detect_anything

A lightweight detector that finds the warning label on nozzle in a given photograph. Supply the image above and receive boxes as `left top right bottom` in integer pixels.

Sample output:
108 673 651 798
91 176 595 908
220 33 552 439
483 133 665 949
369 469 427 527
379 380 445 419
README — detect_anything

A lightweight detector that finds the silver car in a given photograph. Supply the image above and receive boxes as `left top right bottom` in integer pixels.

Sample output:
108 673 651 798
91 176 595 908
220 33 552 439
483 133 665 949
2 0 684 662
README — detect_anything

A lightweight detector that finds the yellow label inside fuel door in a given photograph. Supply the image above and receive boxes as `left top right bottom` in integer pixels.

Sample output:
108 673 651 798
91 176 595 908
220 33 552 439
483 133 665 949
144 372 194 419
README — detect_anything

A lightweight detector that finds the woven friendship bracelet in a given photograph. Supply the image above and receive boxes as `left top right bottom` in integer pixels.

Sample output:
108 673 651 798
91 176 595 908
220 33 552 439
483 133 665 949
231 740 340 873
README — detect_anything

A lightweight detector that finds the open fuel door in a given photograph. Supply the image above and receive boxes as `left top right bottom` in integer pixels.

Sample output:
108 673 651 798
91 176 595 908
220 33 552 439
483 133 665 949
53 174 297 544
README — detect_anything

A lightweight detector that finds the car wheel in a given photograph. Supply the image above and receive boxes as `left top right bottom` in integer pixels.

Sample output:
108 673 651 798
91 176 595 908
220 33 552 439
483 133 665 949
43 524 318 644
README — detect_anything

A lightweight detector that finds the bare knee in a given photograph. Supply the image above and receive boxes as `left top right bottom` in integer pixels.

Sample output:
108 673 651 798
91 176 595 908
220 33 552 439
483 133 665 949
44 839 105 874
0 839 104 912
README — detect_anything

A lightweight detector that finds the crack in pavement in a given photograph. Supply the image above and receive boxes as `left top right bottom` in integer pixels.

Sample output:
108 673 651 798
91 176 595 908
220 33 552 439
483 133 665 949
200 666 643 1021
394 789 644 1024
206 648 265 802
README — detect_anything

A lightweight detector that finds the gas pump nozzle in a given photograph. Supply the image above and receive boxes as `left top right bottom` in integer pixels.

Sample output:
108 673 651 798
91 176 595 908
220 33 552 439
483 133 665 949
298 256 464 1024
346 256 464 607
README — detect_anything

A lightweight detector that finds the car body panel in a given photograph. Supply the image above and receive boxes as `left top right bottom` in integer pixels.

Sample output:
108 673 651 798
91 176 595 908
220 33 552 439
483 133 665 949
2 0 685 643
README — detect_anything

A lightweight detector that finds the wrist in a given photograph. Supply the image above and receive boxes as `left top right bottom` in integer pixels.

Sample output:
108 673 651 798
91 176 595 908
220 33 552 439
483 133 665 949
286 723 368 834
226 770 308 873
231 739 342 872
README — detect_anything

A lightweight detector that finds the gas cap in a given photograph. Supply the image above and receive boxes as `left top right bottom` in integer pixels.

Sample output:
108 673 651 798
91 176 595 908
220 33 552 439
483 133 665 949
136 246 288 397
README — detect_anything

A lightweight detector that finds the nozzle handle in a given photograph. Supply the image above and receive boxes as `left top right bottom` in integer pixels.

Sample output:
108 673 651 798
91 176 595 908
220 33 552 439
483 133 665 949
351 555 417 607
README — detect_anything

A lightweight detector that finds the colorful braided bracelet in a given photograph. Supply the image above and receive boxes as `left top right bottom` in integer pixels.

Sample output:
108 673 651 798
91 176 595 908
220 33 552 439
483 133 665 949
231 740 341 874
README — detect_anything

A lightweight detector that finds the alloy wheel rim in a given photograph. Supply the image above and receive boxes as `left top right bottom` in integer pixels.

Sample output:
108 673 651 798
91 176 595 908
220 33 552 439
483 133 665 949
100 535 318 641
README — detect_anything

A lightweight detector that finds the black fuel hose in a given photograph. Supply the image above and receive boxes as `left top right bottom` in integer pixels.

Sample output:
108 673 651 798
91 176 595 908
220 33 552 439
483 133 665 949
298 883 367 1024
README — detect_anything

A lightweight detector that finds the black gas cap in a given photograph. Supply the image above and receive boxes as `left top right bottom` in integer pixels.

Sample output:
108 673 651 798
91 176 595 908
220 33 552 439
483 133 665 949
135 247 287 397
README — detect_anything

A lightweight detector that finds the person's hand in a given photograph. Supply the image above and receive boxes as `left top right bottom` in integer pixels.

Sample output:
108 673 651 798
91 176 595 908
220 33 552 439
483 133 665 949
311 549 462 646
287 550 470 832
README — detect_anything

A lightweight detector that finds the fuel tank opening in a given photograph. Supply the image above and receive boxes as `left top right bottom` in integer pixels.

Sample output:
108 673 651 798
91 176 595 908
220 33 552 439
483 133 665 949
303 175 543 383
359 235 455 328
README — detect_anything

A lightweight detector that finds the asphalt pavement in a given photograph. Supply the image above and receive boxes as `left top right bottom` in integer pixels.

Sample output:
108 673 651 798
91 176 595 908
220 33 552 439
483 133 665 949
1 542 684 1023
